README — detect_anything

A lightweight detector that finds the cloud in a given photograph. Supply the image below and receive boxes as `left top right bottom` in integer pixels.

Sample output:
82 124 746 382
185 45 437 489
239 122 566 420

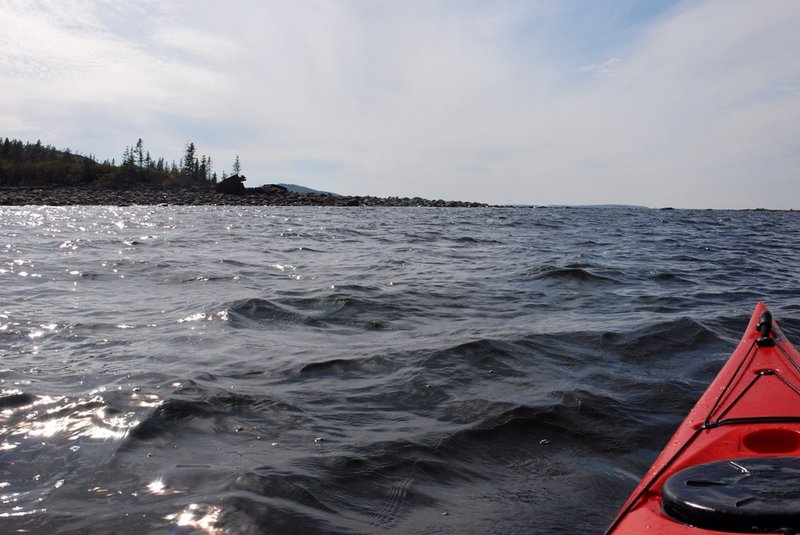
563 0 800 207
579 58 626 76
1 0 799 208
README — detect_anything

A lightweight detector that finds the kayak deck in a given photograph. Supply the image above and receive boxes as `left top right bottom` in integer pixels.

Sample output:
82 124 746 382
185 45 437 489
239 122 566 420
606 303 800 533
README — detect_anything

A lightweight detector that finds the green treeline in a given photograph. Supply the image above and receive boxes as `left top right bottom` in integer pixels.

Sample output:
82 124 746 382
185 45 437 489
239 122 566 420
0 137 232 189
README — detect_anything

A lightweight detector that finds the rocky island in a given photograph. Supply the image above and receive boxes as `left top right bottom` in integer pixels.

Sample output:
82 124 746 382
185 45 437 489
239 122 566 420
0 138 487 207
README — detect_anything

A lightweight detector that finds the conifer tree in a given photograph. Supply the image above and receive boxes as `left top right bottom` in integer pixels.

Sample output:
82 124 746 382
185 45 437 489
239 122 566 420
199 155 207 183
135 138 144 168
182 142 196 179
205 156 213 181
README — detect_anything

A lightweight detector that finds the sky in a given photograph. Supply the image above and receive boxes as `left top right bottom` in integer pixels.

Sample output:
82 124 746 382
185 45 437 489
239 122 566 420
1 0 799 209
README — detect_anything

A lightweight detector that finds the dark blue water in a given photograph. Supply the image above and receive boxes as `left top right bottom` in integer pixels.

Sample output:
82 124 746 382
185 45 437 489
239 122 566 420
2 206 800 533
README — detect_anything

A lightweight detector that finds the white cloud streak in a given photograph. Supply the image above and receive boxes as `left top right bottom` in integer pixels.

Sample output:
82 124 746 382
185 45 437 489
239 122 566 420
1 0 799 208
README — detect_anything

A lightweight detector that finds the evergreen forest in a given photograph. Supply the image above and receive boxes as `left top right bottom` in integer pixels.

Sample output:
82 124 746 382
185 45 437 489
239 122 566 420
0 137 231 189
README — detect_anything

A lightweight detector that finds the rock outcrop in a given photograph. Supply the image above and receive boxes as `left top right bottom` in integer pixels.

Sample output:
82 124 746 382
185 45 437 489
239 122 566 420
215 174 246 195
0 186 489 207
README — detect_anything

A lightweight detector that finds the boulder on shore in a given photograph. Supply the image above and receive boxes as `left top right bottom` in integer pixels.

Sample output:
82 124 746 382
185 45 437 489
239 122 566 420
261 184 289 195
215 174 246 195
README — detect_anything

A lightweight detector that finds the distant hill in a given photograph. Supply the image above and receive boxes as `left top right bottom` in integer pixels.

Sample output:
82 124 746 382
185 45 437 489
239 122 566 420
278 183 339 196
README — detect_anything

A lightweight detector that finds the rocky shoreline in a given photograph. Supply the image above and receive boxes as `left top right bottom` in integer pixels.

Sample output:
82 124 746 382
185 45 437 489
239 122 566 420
0 186 488 208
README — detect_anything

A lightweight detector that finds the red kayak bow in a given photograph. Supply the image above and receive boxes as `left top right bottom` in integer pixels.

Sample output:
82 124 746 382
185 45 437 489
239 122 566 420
606 303 800 534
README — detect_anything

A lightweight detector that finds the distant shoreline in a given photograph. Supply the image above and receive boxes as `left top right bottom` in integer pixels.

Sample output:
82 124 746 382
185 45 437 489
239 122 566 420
0 186 488 208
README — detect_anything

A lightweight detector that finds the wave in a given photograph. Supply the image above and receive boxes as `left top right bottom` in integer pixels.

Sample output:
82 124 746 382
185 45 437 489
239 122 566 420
596 316 724 362
0 390 37 408
127 386 307 442
222 295 411 332
521 264 624 285
296 355 399 376
647 272 697 284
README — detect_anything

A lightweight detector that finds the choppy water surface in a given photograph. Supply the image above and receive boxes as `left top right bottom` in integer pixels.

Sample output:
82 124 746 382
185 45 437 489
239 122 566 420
2 205 800 533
